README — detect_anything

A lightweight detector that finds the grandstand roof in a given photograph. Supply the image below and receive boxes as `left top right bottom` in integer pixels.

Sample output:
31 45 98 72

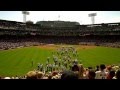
0 19 23 24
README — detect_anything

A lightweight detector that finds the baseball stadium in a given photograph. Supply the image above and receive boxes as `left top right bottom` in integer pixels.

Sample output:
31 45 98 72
0 11 120 79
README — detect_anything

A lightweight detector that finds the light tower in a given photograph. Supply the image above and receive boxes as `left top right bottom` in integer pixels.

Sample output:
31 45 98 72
22 11 29 23
88 13 97 24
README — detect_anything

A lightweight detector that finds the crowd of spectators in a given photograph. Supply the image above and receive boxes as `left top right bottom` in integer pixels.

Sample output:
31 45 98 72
0 19 120 35
0 19 40 31
0 34 120 50
0 19 120 49
1 62 120 79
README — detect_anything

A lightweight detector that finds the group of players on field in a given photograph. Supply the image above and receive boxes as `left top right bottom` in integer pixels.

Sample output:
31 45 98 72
35 46 80 73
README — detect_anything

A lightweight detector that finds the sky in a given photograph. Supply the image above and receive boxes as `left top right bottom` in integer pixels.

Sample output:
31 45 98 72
0 11 120 25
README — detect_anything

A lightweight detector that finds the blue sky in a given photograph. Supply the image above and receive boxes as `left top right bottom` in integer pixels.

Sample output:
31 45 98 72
0 11 120 24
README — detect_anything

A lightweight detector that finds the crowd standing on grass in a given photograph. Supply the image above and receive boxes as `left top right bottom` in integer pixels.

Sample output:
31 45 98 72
1 46 120 79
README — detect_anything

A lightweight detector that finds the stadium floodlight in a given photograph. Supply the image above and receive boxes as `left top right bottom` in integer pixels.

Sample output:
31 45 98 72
88 13 97 24
22 11 30 23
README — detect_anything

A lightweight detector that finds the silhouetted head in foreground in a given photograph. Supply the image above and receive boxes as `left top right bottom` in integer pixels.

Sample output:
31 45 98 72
88 70 96 79
26 71 37 79
116 70 120 79
100 64 106 71
61 70 78 79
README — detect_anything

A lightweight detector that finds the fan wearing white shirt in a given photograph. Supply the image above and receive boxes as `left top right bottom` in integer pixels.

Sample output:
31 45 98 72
95 64 108 79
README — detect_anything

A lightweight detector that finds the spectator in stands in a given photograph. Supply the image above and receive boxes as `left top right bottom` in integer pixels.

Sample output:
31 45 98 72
61 70 78 79
48 74 52 79
88 70 96 79
26 71 37 79
115 70 120 79
107 70 115 79
95 64 108 79
15 75 19 79
78 64 85 79
95 65 99 72
52 71 58 76
106 65 112 72
4 77 11 79
36 71 44 79
72 64 79 72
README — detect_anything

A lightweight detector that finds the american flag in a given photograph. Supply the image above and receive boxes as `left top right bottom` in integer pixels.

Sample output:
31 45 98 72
58 15 60 20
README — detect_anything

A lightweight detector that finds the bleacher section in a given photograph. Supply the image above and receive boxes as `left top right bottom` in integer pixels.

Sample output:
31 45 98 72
0 19 120 49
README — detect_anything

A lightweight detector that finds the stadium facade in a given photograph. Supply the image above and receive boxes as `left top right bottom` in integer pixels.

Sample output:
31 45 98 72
0 19 120 49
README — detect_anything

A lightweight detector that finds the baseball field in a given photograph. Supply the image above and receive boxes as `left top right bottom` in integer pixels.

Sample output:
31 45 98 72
0 44 120 77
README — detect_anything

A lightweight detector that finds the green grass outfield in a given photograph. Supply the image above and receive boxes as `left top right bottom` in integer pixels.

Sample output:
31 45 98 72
0 45 120 77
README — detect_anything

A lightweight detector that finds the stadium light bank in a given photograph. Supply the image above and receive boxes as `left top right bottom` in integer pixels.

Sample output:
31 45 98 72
88 13 97 24
22 11 30 23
